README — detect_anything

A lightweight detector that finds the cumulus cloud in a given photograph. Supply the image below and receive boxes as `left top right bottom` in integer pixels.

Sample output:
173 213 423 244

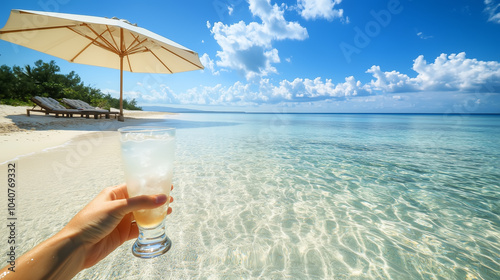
141 85 177 103
484 0 500 23
412 52 500 91
200 53 220 75
367 65 419 92
138 75 371 106
102 88 145 102
369 52 500 93
269 76 371 102
210 0 308 80
135 53 500 107
296 0 345 21
174 82 265 105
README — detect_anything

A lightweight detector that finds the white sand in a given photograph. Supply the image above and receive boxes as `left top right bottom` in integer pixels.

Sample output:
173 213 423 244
0 105 173 163
0 105 182 278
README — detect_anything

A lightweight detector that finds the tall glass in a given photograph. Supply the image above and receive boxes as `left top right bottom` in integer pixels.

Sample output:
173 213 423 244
118 126 175 258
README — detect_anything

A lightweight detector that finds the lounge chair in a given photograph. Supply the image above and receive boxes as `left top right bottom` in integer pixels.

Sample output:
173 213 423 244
62 98 119 119
27 96 83 118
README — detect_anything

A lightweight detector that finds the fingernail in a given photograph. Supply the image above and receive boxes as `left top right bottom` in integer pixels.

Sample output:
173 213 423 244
156 194 167 204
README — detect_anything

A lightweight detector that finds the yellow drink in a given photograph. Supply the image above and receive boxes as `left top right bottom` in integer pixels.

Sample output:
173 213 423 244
134 207 168 228
119 126 175 258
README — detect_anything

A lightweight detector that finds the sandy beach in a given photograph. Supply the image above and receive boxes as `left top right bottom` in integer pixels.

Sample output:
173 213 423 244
0 104 182 278
0 105 173 164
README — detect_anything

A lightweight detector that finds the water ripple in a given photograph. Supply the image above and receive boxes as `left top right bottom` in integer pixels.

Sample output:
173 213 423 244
164 115 500 279
3 114 498 279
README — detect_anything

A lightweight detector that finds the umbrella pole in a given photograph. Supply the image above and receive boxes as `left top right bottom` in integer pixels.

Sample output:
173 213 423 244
118 28 125 122
118 55 124 121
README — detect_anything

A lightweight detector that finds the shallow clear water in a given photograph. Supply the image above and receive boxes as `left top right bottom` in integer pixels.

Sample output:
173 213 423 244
2 113 499 279
169 113 500 279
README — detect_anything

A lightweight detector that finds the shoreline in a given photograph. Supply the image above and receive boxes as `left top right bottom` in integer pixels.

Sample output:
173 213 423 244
0 105 174 164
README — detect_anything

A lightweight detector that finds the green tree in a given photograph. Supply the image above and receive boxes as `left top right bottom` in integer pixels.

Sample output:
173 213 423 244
0 65 16 102
0 60 141 110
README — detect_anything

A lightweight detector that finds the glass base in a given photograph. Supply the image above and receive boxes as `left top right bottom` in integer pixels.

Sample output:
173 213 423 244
132 221 171 258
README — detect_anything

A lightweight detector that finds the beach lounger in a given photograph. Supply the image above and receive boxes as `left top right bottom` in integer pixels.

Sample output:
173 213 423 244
62 98 119 119
27 96 83 118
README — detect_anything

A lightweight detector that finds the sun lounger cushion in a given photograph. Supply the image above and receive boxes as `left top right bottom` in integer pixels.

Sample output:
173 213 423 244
33 96 68 110
62 98 108 112
28 96 83 117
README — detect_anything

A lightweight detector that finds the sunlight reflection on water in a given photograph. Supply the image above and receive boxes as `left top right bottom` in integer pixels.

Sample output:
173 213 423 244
2 113 498 279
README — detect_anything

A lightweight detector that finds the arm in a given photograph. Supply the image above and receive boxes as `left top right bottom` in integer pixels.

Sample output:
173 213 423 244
0 184 173 280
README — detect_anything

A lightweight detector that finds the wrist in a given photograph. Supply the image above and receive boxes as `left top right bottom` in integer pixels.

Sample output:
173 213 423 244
1 229 87 280
40 230 88 279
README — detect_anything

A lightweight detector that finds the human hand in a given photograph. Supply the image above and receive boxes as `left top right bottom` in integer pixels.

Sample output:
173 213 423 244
62 184 174 269
0 184 173 280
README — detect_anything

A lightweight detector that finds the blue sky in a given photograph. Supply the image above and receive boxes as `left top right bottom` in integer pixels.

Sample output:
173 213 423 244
1 0 500 113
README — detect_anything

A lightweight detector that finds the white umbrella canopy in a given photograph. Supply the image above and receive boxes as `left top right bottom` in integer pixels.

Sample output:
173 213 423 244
0 9 204 120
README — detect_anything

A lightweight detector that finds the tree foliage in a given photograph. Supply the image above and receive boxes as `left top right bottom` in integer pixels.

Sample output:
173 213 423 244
0 60 141 110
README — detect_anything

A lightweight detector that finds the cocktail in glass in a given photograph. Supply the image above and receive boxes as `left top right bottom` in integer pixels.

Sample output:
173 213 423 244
118 126 175 258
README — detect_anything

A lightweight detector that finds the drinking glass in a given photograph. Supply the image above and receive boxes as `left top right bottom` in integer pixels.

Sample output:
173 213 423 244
118 126 175 258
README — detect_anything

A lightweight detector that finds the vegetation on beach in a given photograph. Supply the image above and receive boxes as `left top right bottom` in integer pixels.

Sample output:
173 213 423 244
0 60 141 110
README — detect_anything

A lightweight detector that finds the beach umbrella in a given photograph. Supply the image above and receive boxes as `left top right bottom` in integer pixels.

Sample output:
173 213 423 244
0 9 203 121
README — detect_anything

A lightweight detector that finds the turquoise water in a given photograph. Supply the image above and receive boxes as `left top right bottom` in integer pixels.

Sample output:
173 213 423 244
166 113 500 279
3 113 498 279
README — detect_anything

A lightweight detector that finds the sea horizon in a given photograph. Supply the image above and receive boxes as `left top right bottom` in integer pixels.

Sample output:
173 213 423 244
141 105 500 115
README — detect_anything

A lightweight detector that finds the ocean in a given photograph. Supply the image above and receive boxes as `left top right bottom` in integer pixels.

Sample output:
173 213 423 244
164 113 500 279
3 112 500 279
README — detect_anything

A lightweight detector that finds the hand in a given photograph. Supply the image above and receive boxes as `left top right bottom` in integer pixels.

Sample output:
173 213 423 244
0 184 174 280
64 184 174 268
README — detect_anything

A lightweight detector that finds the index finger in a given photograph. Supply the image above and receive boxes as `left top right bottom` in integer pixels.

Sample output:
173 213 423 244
113 193 167 217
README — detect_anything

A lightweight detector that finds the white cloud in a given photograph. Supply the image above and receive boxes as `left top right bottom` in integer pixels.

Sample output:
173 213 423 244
175 82 260 105
153 75 370 106
141 85 176 103
368 52 500 93
134 53 500 108
268 76 371 102
102 88 144 102
484 0 500 23
228 6 234 15
102 88 119 98
200 53 220 75
296 0 345 21
210 0 308 80
413 52 500 91
416 31 433 39
367 65 419 92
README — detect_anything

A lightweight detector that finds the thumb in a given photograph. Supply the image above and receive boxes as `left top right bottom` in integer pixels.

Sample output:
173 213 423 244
115 194 167 216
